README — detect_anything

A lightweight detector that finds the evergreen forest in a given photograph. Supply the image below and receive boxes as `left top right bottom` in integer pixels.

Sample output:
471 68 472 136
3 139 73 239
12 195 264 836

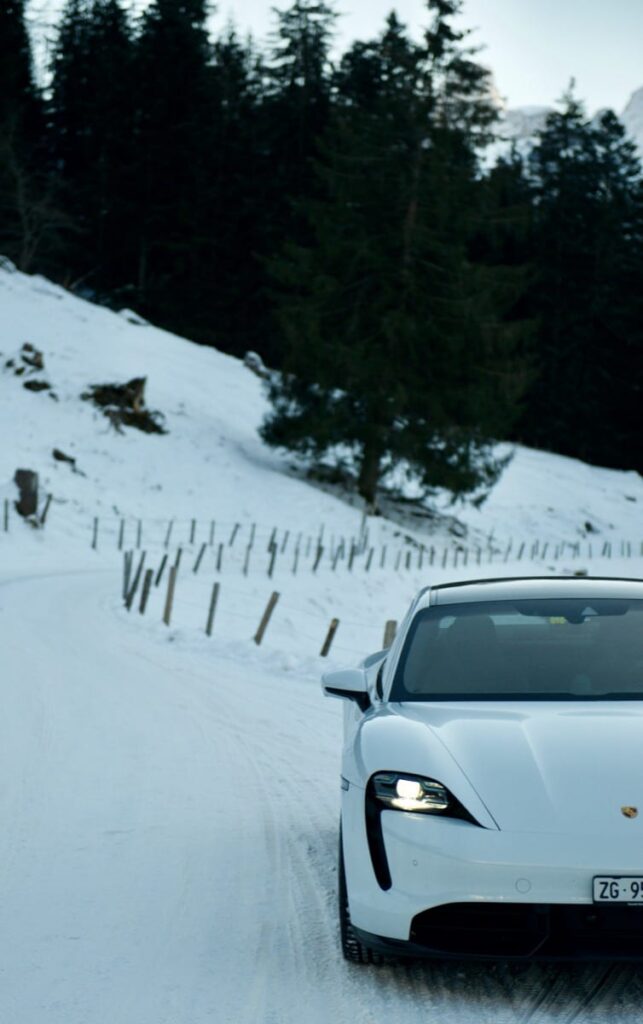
1 0 641 503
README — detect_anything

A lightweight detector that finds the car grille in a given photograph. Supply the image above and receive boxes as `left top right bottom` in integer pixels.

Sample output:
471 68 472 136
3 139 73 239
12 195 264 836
410 903 643 959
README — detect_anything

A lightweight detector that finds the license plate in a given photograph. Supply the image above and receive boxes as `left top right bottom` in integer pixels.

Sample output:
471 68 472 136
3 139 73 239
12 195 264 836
593 876 643 903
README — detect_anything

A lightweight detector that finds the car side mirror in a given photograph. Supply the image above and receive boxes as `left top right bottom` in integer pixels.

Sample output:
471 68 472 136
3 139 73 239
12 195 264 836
375 664 384 700
322 668 370 712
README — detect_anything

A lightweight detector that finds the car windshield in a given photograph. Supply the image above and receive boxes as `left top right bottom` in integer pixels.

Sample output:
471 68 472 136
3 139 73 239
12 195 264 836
391 598 643 701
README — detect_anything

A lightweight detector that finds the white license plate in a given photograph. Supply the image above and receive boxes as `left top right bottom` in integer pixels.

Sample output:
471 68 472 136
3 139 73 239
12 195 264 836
593 876 643 903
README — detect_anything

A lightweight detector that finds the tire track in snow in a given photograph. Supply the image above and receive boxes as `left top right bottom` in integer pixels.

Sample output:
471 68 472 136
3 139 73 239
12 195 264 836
562 964 643 1024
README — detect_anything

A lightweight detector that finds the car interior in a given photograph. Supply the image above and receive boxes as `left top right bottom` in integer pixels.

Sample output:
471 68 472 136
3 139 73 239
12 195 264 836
400 602 643 699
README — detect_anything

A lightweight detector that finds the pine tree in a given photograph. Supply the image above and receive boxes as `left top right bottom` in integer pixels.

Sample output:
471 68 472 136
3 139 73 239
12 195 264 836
257 1 337 362
132 0 214 319
0 0 38 127
0 0 52 269
265 0 337 165
206 29 267 354
521 92 643 471
262 1 528 505
48 0 136 287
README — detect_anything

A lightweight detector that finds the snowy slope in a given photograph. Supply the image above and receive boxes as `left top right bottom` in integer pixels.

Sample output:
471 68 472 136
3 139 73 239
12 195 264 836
1 260 641 555
2 259 641 658
1 264 643 1023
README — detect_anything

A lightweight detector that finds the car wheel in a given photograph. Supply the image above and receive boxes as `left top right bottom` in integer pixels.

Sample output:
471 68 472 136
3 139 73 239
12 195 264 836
338 824 385 965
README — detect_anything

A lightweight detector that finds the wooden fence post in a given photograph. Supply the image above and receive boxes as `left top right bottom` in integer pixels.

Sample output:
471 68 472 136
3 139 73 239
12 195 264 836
243 544 252 576
3 498 8 532
348 542 356 571
254 592 280 645
193 542 207 574
312 545 324 573
205 582 220 636
267 543 277 578
122 550 132 600
229 522 240 547
139 568 154 614
125 551 146 610
216 542 224 571
163 565 177 626
208 520 215 546
155 553 168 587
117 518 125 551
39 493 52 526
190 518 196 545
383 620 397 648
174 546 183 571
164 519 173 548
136 519 142 549
321 618 339 657
91 516 99 550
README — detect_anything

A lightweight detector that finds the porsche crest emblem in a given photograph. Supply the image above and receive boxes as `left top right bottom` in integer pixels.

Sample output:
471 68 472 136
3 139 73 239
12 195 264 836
621 806 639 819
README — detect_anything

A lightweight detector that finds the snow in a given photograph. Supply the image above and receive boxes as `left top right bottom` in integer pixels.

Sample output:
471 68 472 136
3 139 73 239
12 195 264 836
491 84 643 162
622 86 643 156
1 263 642 1021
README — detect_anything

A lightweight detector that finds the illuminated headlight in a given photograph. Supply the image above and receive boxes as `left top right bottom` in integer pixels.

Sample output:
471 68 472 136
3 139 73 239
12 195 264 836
372 772 451 814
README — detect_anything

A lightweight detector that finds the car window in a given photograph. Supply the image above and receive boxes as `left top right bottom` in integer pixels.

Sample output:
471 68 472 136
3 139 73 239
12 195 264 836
391 598 643 701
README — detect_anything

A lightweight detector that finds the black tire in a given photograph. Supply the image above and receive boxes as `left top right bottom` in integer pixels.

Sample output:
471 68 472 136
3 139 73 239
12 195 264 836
338 824 385 965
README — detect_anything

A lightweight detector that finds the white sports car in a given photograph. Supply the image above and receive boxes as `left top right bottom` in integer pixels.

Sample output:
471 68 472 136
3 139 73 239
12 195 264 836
323 576 643 962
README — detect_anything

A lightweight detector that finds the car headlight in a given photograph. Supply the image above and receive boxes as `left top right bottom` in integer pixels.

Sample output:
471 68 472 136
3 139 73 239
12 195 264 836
372 772 451 813
364 772 480 891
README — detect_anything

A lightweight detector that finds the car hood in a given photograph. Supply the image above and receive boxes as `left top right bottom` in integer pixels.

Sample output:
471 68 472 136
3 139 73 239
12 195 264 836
398 701 643 835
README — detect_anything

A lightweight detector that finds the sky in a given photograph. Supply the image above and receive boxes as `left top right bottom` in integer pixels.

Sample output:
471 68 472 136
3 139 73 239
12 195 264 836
215 0 643 113
30 0 643 113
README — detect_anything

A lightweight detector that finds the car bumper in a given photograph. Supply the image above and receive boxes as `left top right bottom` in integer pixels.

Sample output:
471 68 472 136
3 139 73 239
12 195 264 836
342 785 643 958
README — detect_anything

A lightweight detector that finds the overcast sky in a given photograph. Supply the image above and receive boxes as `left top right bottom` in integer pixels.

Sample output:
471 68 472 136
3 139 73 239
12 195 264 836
215 0 642 113
32 0 642 113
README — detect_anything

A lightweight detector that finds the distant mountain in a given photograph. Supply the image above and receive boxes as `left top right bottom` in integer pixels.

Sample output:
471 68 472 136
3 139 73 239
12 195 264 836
621 87 643 154
494 86 643 159
502 105 550 140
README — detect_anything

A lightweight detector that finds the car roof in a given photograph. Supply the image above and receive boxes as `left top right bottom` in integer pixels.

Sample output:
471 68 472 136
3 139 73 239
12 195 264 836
415 576 643 609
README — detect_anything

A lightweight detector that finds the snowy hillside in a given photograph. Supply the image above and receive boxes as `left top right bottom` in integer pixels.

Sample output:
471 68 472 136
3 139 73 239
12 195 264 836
2 260 641 553
1 264 643 1023
2 258 641 654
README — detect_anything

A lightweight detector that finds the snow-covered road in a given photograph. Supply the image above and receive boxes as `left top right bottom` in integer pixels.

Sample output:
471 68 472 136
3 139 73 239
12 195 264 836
2 570 643 1023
